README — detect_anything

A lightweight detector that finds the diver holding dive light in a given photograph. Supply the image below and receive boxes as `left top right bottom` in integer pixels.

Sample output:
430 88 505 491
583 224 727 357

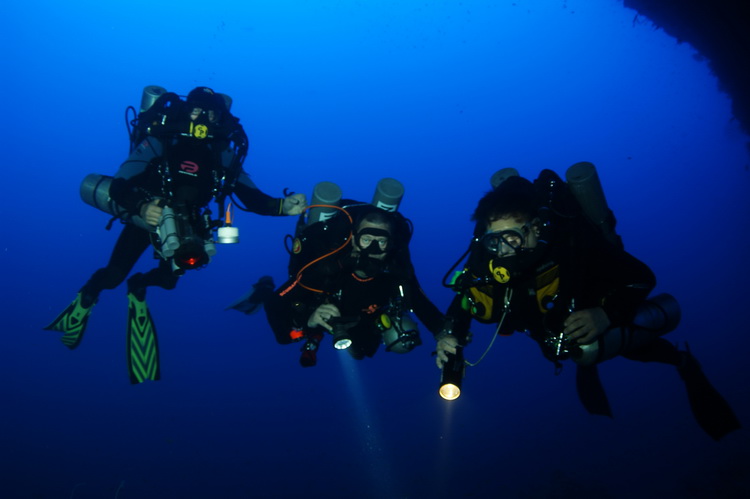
435 163 740 441
229 178 445 367
44 85 306 383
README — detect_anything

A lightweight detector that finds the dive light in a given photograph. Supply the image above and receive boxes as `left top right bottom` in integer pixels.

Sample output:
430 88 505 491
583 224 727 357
328 317 359 350
332 323 353 350
439 347 465 401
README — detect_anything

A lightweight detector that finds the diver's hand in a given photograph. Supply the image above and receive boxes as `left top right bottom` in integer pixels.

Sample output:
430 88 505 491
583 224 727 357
564 307 611 344
435 334 459 369
307 303 341 331
282 193 307 216
140 200 163 227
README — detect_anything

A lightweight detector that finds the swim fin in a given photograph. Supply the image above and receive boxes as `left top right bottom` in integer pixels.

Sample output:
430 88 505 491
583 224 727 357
576 364 613 418
44 292 96 350
225 275 275 315
678 344 741 440
126 292 160 384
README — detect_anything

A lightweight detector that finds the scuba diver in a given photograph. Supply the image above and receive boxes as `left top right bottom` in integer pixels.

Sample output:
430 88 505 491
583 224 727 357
45 85 307 383
436 163 741 441
229 179 445 367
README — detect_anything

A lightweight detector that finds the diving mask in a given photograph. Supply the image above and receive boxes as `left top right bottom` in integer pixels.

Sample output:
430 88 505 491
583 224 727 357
481 223 532 256
355 228 390 255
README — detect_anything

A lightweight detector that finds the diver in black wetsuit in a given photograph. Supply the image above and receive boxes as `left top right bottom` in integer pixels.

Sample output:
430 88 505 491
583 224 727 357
45 86 307 383
233 181 445 367
437 164 741 440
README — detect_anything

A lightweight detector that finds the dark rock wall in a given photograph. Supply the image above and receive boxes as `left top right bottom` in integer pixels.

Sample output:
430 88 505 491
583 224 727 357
624 0 750 137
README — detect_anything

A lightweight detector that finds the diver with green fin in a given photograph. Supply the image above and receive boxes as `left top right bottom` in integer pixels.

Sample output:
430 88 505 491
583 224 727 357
435 163 741 441
45 85 307 383
229 178 445 367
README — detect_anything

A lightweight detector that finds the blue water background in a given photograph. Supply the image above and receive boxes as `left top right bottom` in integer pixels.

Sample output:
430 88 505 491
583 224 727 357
2 1 749 497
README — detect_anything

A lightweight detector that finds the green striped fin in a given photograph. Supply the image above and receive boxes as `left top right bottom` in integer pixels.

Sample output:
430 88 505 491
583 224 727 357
126 293 160 384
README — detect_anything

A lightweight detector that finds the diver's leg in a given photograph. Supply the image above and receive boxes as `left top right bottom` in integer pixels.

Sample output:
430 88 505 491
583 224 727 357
225 276 276 315
299 331 324 367
126 259 179 298
45 225 151 348
575 364 612 417
263 284 307 345
574 293 682 366
572 294 681 418
578 295 739 440
82 224 152 302
620 337 681 364
572 327 683 420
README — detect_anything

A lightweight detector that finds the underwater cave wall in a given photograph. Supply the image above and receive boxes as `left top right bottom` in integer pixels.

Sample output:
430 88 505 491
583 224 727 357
624 0 750 140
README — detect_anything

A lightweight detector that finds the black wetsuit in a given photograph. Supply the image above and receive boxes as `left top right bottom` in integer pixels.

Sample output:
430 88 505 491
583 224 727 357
265 206 444 359
445 195 740 439
80 126 285 304
447 229 663 365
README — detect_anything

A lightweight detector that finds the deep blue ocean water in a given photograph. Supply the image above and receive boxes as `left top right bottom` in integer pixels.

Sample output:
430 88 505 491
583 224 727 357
3 1 749 497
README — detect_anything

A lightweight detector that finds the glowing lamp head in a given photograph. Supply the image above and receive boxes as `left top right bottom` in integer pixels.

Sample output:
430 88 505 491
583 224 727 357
439 383 461 401
439 346 465 402
334 338 353 350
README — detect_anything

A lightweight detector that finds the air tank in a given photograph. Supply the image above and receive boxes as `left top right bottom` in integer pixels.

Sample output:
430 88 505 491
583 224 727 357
139 85 167 113
307 181 343 225
490 167 519 189
371 178 404 212
79 173 152 231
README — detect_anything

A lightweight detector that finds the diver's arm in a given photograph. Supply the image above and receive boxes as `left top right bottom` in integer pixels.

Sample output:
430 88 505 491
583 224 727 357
403 273 445 336
116 136 163 180
139 200 163 227
435 295 473 369
109 137 164 215
233 172 285 215
436 334 459 369
596 248 656 327
568 242 655 336
233 172 308 216
307 303 341 332
109 173 157 217
563 307 611 345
